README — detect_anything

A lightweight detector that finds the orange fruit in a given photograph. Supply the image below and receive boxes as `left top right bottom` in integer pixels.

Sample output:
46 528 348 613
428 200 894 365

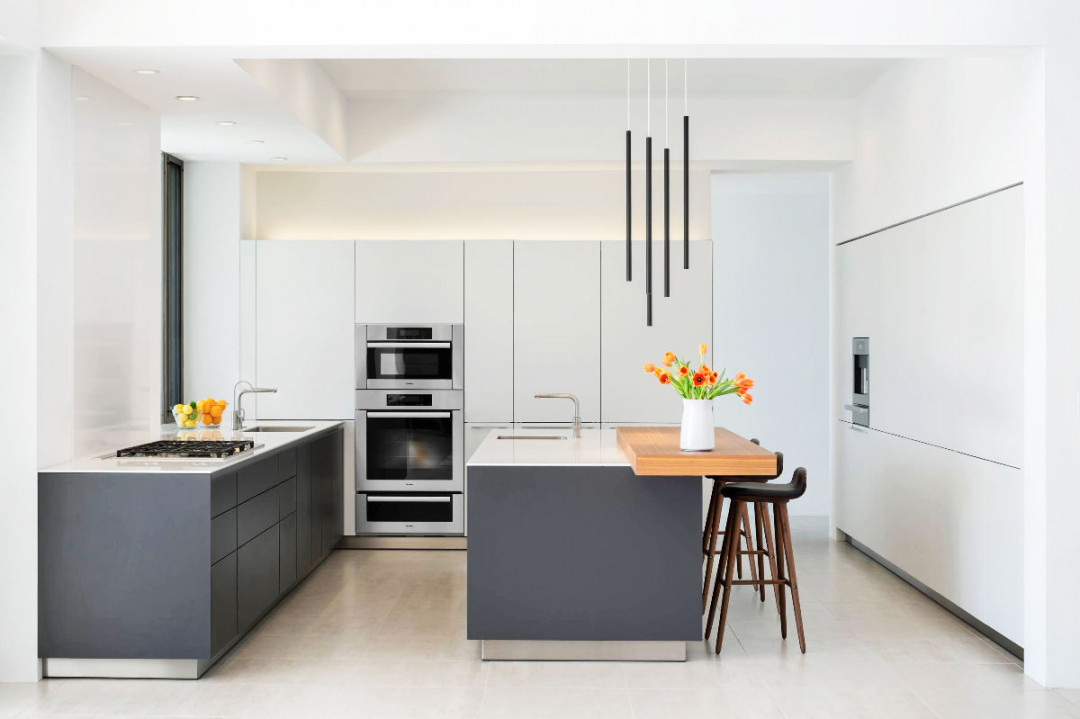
211 416 221 425
210 405 223 418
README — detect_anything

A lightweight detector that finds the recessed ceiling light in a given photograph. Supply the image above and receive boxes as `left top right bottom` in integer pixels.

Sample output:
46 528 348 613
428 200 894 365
133 69 160 75
175 95 200 102
270 157 288 162
118 121 134 127
217 120 238 127
245 140 265 145
74 96 92 102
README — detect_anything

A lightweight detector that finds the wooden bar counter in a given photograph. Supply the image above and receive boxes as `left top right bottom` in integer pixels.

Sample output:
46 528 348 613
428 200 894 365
616 426 777 477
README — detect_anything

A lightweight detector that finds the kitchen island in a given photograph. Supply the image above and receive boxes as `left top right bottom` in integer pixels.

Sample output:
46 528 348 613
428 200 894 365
38 421 345 679
466 425 775 661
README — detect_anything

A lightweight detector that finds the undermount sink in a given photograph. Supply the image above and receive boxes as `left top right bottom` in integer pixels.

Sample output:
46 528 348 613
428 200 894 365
496 434 569 440
242 426 314 433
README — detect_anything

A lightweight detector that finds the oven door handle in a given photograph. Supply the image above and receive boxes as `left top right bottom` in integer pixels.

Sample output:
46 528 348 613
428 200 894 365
365 411 453 419
366 496 452 503
366 342 451 349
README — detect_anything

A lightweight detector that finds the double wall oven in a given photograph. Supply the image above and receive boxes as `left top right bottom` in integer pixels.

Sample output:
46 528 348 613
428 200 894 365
355 324 464 535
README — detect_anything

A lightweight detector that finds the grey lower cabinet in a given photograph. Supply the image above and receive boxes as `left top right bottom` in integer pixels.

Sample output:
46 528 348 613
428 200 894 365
38 425 345 678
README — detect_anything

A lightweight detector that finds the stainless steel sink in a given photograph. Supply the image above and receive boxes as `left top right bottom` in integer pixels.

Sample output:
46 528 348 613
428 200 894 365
242 426 314 433
496 434 568 440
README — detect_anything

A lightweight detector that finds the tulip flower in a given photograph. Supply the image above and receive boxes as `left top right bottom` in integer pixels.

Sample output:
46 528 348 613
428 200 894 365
678 365 690 377
643 362 655 373
662 352 676 367
658 371 671 385
692 373 706 387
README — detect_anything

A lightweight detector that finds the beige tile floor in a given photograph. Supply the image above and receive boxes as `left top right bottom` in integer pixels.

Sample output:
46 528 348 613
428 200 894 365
3 518 1078 718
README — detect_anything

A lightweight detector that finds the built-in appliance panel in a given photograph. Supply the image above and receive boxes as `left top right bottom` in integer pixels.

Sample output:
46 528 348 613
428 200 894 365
355 493 464 535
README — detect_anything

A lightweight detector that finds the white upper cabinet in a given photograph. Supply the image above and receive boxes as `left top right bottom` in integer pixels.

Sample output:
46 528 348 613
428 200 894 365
354 240 464 323
256 240 355 420
464 241 514 422
836 186 1023 467
513 241 601 422
600 240 713 423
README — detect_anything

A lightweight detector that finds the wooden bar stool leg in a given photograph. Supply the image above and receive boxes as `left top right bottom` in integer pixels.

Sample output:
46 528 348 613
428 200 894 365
754 502 766 603
759 502 782 614
705 501 740 640
714 499 743 655
701 491 726 614
779 503 806 653
740 504 759 592
774 503 788 640
702 480 719 564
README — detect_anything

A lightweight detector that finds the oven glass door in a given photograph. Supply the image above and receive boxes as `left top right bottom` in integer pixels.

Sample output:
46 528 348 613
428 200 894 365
365 411 455 482
367 343 452 384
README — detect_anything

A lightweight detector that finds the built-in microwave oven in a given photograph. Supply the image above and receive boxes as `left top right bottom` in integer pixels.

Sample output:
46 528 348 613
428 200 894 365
356 324 463 390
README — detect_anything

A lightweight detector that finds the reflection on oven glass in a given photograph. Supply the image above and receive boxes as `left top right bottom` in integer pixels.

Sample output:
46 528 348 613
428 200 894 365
368 418 453 480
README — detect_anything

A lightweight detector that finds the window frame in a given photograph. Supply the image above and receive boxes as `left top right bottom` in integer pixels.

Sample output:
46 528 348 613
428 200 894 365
162 153 184 422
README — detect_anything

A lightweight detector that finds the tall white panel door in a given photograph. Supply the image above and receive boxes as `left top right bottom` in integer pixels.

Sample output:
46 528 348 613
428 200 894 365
513 241 601 422
256 240 355 420
464 241 514 422
354 240 464 323
600 240 712 423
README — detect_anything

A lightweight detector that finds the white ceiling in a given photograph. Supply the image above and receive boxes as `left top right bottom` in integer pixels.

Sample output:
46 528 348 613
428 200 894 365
319 58 896 98
55 52 897 163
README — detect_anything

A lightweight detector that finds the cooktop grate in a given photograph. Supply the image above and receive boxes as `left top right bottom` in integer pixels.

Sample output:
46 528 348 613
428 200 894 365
116 439 256 459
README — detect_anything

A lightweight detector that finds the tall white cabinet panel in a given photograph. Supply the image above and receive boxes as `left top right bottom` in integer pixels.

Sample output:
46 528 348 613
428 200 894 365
600 241 713 423
464 241 514 422
354 240 463 323
513 241 601 422
835 186 1022 467
256 240 355 420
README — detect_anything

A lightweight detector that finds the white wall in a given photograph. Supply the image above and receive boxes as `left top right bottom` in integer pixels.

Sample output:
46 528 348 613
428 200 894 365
254 168 712 241
0 51 43 683
183 162 243 408
833 57 1035 241
711 173 831 517
70 69 162 457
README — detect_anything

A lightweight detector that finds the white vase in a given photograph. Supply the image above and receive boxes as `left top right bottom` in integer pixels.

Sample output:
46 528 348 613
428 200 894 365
680 398 715 451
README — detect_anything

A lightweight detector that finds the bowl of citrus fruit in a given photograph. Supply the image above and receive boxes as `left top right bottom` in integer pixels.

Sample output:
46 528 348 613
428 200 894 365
173 398 228 429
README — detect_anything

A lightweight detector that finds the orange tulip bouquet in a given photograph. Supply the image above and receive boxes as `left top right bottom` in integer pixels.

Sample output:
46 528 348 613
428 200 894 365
643 344 755 451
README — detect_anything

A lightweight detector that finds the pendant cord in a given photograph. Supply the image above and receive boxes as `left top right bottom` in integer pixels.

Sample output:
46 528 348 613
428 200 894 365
647 59 651 137
665 59 669 147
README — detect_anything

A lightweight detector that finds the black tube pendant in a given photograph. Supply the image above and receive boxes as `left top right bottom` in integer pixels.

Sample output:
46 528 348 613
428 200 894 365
683 114 690 269
625 129 632 282
645 135 653 326
663 146 670 297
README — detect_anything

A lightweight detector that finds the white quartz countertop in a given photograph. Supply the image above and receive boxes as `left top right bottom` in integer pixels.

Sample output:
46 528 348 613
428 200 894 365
467 426 631 467
39 420 345 474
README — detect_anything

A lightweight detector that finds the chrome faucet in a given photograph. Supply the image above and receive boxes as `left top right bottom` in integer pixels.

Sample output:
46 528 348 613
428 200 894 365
535 393 581 437
233 380 278 429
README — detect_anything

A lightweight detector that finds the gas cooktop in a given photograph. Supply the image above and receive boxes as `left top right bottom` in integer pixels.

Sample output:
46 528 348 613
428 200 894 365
116 440 256 459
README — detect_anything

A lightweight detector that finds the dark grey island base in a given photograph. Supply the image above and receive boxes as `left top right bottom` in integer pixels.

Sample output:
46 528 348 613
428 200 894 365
467 463 701 661
38 424 344 679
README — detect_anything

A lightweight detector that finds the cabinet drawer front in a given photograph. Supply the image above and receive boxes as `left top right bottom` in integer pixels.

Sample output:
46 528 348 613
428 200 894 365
211 472 237 517
278 478 296 519
210 552 238 656
237 488 279 547
237 524 280 632
211 509 237 564
237 455 280 504
279 512 297 595
278 449 296 480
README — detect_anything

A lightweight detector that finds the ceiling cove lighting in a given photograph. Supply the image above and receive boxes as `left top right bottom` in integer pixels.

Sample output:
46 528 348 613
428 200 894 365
133 69 160 75
645 59 653 327
175 95 200 102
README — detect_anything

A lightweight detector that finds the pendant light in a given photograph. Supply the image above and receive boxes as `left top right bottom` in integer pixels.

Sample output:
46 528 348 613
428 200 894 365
683 58 690 270
645 59 653 326
663 59 671 297
625 59 632 282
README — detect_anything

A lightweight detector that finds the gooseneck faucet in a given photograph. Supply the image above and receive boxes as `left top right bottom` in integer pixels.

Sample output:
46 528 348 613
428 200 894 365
535 393 581 437
233 380 278 429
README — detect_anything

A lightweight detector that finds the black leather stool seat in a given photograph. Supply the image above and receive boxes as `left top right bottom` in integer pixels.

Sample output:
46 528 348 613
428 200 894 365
723 468 807 501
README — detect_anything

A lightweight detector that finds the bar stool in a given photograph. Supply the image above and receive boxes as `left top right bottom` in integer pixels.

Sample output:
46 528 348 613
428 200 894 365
707 467 808 654
701 446 784 614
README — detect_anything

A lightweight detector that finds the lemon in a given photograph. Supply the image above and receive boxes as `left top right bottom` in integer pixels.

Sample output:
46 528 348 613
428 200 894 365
173 404 184 414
